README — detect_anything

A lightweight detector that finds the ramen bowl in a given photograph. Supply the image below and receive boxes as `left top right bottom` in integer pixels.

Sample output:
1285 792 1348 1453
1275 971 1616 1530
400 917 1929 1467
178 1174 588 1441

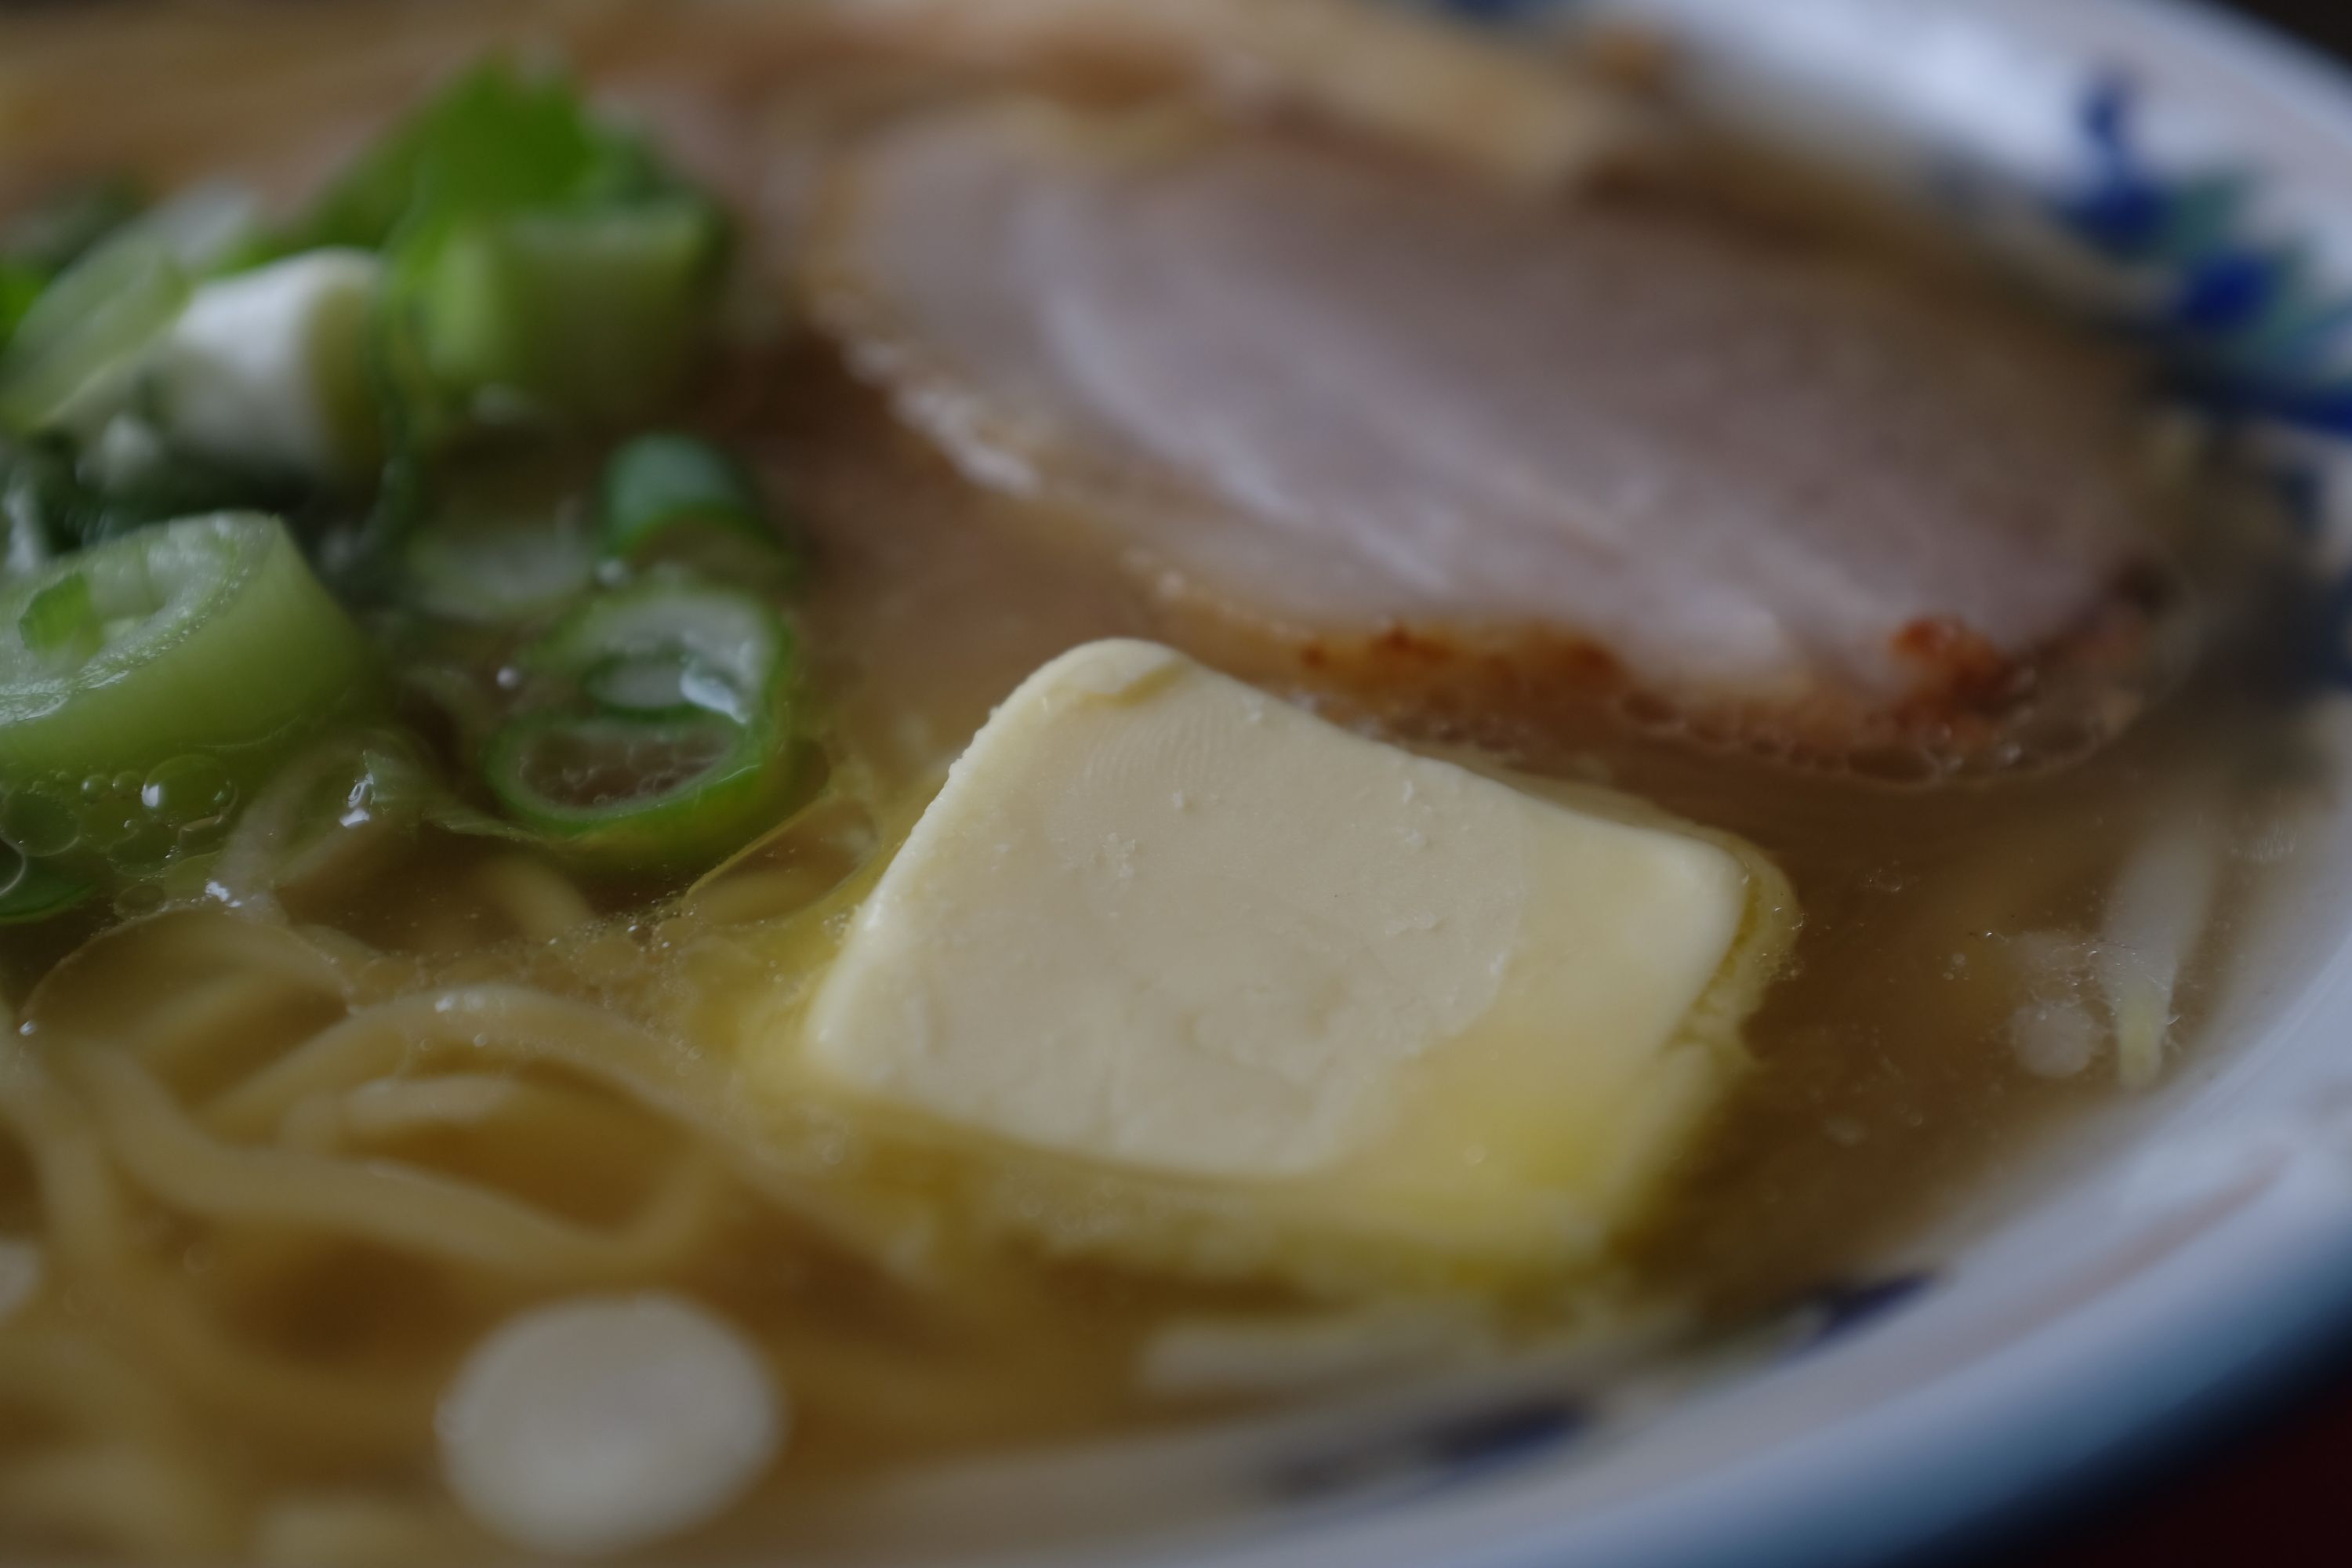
5 2 2352 1565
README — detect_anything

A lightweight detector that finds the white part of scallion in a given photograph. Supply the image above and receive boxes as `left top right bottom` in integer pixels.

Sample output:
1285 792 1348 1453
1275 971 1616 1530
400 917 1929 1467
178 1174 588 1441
147 249 383 482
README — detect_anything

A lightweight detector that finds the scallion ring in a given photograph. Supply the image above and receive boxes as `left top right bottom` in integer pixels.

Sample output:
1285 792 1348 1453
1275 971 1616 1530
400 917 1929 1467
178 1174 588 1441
595 433 796 586
401 517 596 626
481 710 789 871
525 580 789 724
0 233 189 434
409 198 723 430
0 844 95 924
0 511 374 871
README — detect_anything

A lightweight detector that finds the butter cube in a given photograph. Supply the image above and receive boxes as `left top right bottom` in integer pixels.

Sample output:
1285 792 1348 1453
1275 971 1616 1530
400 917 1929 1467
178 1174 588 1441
795 641 1792 1270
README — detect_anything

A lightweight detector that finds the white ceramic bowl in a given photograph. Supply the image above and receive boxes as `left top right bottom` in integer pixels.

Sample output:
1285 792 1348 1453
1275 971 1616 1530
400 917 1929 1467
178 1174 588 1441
790 5 2352 1565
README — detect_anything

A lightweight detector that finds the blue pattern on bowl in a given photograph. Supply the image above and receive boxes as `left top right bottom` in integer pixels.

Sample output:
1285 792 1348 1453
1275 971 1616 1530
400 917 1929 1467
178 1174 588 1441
2061 78 2352 431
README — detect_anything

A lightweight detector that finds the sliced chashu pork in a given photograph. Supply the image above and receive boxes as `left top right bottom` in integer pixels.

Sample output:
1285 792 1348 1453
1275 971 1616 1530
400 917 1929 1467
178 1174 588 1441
834 0 1633 188
805 104 2188 774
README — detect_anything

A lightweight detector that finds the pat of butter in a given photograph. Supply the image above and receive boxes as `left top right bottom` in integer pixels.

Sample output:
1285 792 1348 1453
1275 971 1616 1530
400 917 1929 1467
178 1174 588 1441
799 640 1790 1261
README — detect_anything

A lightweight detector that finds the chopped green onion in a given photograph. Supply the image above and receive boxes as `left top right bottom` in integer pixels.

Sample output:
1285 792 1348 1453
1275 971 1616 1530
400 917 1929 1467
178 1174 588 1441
291 59 725 445
401 517 596 626
482 710 789 870
348 738 535 846
582 652 751 723
598 433 764 549
0 234 190 434
211 729 535 899
526 580 789 722
16 572 99 663
0 844 95 924
492 579 796 868
596 433 795 583
407 200 723 430
0 512 374 870
295 61 670 254
0 262 44 354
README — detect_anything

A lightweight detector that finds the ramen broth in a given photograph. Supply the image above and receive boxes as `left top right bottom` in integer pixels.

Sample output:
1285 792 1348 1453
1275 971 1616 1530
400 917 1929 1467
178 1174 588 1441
332 343 2328 1308
0 4 2332 1563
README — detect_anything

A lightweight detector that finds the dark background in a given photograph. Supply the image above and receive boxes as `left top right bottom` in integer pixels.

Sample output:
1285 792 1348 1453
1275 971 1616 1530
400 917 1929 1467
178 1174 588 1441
2005 7 2351 1566
2241 0 2352 56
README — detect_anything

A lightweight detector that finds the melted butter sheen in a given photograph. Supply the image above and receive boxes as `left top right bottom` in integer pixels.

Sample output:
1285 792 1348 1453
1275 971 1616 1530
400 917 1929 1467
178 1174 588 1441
785 641 1795 1266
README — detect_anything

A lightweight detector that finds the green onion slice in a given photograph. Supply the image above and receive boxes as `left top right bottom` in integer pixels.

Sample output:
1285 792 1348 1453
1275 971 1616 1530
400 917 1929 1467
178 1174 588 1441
401 517 595 626
303 58 721 445
581 653 750 724
17 571 100 662
405 199 722 431
299 60 725 445
0 512 373 867
0 234 190 434
482 710 789 870
0 262 45 354
295 61 671 254
527 580 789 722
597 432 770 551
0 844 96 924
